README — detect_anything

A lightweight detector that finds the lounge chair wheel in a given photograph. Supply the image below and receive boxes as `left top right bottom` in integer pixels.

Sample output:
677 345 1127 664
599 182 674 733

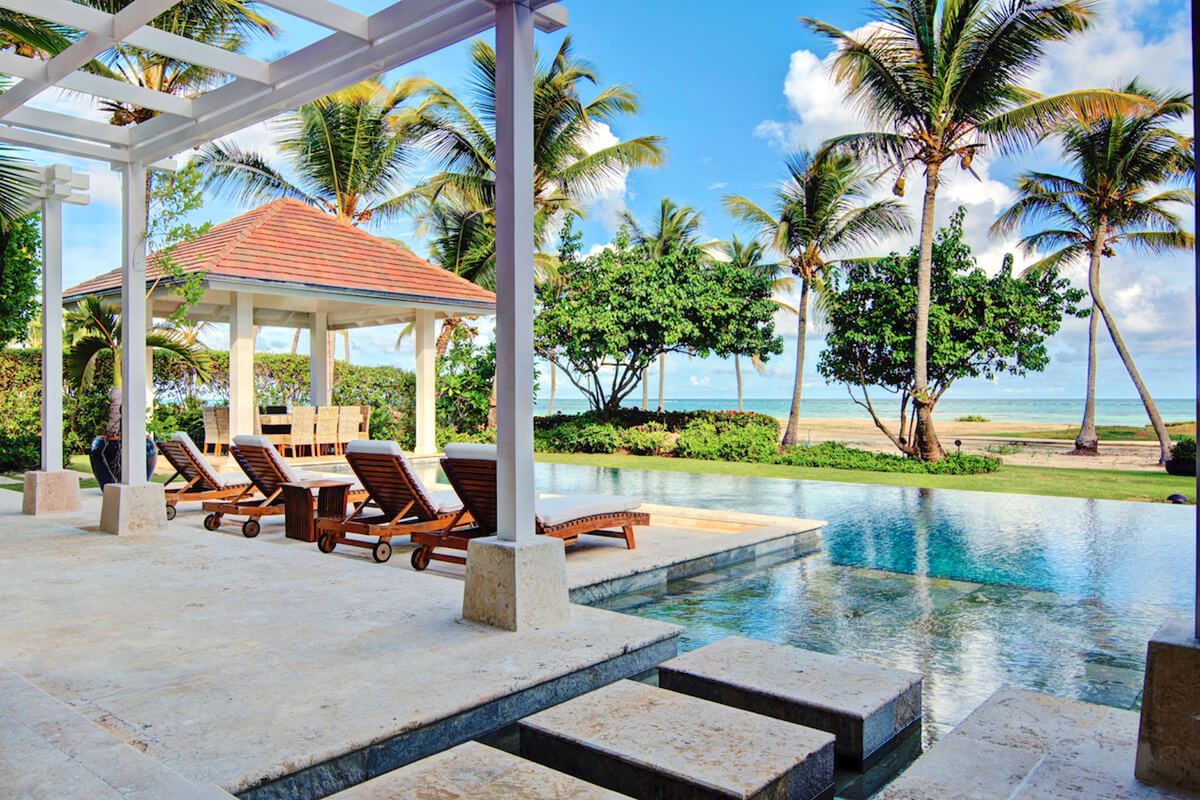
317 532 336 554
372 541 392 563
410 547 429 571
203 513 221 531
165 505 176 521
242 519 260 538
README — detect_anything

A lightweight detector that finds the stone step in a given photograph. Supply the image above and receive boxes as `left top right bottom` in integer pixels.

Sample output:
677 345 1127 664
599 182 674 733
327 741 626 799
0 667 231 799
518 679 835 800
657 637 922 768
878 687 1196 799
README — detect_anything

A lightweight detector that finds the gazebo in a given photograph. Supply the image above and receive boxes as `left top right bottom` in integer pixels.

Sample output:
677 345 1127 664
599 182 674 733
63 197 496 455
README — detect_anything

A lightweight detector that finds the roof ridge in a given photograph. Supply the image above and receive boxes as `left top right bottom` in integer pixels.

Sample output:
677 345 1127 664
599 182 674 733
203 199 290 272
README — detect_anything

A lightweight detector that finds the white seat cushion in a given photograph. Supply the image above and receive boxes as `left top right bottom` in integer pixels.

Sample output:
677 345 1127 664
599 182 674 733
214 472 249 488
535 495 642 528
427 488 464 514
346 439 403 456
232 434 274 449
443 443 496 461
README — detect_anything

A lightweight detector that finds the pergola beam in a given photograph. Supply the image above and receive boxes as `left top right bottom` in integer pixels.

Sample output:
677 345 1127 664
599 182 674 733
0 121 129 162
256 0 370 39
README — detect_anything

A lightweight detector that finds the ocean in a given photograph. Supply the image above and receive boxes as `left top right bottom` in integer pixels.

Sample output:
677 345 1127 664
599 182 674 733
533 397 1197 426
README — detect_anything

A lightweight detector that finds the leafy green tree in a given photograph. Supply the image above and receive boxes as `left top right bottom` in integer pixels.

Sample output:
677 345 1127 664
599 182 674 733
436 324 496 435
818 209 1084 455
0 211 40 348
536 237 782 419
993 83 1194 462
725 151 908 444
803 0 1143 459
415 37 665 287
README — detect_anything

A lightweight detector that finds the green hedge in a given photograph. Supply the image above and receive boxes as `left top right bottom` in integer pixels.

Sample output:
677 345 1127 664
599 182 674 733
776 441 999 474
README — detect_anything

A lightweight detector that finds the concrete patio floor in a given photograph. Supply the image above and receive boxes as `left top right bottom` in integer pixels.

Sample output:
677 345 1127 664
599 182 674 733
0 488 684 798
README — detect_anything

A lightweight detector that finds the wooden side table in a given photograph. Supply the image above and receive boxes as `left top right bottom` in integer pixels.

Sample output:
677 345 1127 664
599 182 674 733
281 480 352 542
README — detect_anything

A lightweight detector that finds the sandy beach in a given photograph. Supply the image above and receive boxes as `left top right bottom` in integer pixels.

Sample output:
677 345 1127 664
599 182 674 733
786 417 1169 472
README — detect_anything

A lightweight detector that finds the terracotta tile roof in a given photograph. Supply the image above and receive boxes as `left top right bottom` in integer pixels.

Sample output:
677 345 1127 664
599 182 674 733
64 198 495 309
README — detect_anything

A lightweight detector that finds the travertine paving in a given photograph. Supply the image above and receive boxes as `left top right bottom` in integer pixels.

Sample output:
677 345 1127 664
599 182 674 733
879 687 1200 799
329 742 627 799
658 636 922 765
519 679 836 799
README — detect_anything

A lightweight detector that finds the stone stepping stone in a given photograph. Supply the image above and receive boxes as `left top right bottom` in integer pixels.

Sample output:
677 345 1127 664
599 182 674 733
657 637 922 767
329 741 625 799
519 679 835 800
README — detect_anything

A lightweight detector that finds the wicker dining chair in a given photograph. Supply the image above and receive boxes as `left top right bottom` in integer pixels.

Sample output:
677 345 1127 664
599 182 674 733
338 406 361 451
315 405 340 455
214 407 230 455
202 407 219 454
286 405 315 457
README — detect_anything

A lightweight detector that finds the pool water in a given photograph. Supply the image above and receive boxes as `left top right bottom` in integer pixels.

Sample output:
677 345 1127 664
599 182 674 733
533 463 1196 746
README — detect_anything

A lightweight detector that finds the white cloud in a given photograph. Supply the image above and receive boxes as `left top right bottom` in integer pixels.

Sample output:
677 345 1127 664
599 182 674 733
706 181 727 191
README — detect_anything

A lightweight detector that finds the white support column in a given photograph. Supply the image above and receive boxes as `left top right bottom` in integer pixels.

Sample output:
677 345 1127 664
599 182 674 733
414 310 436 455
461 0 568 631
228 292 255 438
120 162 148 485
145 298 155 422
309 311 331 405
40 193 63 472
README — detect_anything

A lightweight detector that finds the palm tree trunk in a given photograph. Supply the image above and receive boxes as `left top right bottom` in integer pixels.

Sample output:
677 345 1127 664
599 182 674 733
1073 304 1100 453
781 278 810 446
735 355 743 412
548 361 557 416
642 367 648 410
913 161 943 461
657 353 665 412
290 329 301 355
342 331 350 363
436 318 461 357
1089 218 1172 463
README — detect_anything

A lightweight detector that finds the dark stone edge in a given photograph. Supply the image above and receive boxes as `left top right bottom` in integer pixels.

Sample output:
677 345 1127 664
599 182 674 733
236 634 680 800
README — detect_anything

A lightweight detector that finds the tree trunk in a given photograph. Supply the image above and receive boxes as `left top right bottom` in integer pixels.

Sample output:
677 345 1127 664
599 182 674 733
548 361 556 415
657 353 665 413
435 318 461 357
342 330 350 363
913 161 943 461
781 278 810 446
290 329 301 355
641 367 648 410
1073 231 1106 454
486 382 497 430
735 355 743 412
1089 233 1172 463
105 386 122 438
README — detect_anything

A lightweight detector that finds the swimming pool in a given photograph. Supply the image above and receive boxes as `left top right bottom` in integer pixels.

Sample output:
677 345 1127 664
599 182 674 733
533 462 1196 745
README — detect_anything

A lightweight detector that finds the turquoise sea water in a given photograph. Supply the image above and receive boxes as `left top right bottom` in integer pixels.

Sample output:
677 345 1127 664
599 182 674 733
533 462 1196 753
535 397 1196 426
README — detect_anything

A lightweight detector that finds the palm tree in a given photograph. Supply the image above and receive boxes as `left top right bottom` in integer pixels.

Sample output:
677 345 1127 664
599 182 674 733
715 236 796 411
725 151 909 445
415 36 665 287
195 79 428 225
66 296 210 438
619 198 705 411
992 84 1194 463
802 0 1145 459
0 140 34 234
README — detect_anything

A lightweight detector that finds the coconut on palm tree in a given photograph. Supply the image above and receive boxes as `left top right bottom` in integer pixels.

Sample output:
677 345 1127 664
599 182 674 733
66 296 210 485
619 198 705 411
802 0 1148 459
725 151 909 445
993 83 1194 463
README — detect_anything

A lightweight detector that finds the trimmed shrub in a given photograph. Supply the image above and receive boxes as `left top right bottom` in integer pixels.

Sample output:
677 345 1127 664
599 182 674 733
0 432 41 472
676 417 779 462
1171 437 1196 462
775 441 999 474
620 421 675 456
534 416 623 454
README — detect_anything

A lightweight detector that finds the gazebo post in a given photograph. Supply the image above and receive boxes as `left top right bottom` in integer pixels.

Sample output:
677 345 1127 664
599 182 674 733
414 309 436 455
99 162 166 535
462 0 569 631
309 311 331 406
22 165 88 516
228 292 255 439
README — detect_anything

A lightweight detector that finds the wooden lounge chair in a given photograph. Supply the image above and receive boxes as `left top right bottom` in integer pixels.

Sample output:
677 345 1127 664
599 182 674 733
157 431 254 520
411 443 648 570
202 434 366 538
314 440 472 564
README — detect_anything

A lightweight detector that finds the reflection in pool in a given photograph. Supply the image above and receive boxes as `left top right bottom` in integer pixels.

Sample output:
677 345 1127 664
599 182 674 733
534 462 1195 745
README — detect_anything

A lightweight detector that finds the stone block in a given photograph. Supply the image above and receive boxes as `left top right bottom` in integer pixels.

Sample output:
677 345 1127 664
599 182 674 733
519 679 835 800
329 742 626 799
99 483 167 536
21 470 81 516
1136 618 1200 791
462 536 570 631
658 636 922 766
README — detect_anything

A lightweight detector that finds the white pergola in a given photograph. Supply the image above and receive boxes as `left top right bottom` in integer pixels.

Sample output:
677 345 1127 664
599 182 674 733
8 0 567 629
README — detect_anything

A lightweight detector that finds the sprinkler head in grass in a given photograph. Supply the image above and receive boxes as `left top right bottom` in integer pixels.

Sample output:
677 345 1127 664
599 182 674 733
1167 494 1189 505
955 439 962 455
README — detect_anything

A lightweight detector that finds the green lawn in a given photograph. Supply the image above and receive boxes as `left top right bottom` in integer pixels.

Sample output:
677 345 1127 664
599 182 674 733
978 422 1195 442
0 455 167 493
535 452 1196 504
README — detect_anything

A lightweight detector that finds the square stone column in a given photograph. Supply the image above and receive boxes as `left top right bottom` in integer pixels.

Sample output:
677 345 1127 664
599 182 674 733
22 471 81 515
462 537 570 631
1135 618 1200 791
99 483 167 536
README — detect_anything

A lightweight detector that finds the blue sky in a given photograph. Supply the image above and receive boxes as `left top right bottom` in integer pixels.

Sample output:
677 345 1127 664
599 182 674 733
35 0 1197 404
